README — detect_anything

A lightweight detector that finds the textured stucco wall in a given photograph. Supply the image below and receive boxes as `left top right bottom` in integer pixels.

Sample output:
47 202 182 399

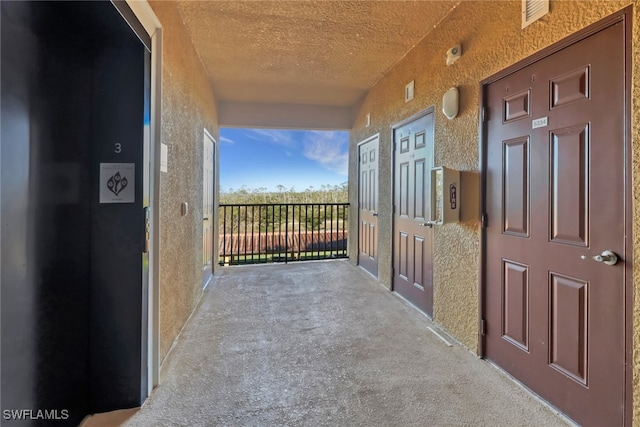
350 1 639 422
149 1 220 363
629 1 640 424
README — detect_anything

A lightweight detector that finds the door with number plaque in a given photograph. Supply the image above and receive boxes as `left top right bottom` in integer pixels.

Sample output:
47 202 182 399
483 15 629 426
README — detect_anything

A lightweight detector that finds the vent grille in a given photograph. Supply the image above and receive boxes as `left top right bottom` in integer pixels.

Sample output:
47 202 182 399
522 0 549 29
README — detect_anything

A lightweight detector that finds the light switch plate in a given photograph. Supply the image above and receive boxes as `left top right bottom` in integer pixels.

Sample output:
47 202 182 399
405 80 415 102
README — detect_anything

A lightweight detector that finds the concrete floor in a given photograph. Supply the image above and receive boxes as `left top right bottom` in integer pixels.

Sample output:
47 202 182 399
124 260 571 427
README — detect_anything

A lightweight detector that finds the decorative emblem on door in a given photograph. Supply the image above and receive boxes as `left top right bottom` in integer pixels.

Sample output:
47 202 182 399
107 172 128 196
99 163 135 204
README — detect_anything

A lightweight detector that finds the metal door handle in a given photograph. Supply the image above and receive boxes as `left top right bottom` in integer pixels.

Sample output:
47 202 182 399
203 217 210 221
371 212 378 216
418 222 434 228
581 250 618 266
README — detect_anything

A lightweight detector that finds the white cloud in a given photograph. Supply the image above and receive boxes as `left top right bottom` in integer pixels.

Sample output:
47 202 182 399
220 136 235 144
302 131 348 176
244 129 295 147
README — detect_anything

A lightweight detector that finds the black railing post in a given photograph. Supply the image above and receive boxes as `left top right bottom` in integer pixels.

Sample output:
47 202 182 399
229 205 235 265
243 205 247 264
250 205 255 263
342 204 347 257
258 205 262 263
271 205 275 262
222 205 227 265
285 204 289 264
324 204 327 255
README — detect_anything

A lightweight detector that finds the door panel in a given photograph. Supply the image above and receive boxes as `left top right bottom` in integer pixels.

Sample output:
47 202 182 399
549 125 589 245
393 110 434 316
484 21 626 426
203 131 215 288
358 136 379 276
502 260 529 350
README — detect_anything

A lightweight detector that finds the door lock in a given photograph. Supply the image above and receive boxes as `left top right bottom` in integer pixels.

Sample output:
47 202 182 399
581 250 618 266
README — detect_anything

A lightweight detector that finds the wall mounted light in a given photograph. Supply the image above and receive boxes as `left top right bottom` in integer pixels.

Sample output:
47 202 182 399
442 87 459 120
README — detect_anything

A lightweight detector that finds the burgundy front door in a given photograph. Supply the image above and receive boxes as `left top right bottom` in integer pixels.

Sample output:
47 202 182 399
358 135 379 277
393 109 434 316
484 19 627 426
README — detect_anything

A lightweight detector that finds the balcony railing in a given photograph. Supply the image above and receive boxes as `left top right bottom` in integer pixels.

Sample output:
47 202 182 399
219 203 349 266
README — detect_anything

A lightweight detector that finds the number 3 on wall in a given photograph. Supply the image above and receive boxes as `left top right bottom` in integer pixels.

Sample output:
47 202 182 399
115 143 122 154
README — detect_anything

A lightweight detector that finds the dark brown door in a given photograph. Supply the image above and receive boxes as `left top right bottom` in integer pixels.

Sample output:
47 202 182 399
484 21 626 426
358 135 379 276
393 109 434 316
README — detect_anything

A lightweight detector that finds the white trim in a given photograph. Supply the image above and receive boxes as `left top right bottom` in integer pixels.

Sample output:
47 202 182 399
202 129 216 290
126 0 162 36
126 0 163 394
356 133 380 149
427 326 453 347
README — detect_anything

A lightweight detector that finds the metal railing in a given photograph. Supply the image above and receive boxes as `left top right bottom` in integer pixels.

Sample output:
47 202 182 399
219 203 349 266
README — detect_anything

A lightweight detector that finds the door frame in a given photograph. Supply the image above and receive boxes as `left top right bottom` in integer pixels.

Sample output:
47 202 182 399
478 7 633 425
357 133 380 277
125 0 163 394
390 106 435 292
203 128 216 289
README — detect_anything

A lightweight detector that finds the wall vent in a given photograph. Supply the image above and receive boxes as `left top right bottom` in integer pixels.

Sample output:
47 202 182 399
522 0 549 29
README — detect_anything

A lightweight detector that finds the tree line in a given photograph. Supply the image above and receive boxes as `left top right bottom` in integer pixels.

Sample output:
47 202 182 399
220 182 348 204
219 183 349 234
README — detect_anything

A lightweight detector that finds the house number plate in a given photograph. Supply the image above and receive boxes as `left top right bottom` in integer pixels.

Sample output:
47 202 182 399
532 116 548 129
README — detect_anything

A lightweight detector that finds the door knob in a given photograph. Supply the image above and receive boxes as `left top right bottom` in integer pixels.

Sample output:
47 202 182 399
581 250 618 266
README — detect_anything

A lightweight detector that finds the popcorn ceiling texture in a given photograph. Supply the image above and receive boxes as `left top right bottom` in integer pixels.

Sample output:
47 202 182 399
350 2 639 423
149 1 220 363
175 1 459 107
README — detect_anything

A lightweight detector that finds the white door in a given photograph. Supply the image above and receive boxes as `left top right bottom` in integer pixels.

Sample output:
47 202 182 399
203 130 215 288
358 135 379 277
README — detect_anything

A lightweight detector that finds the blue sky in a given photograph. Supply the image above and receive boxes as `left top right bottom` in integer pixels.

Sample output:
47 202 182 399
219 129 349 192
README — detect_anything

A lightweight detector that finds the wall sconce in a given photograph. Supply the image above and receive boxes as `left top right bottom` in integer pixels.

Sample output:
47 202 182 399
442 87 459 120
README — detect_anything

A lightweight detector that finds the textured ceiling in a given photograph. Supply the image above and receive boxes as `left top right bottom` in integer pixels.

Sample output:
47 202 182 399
175 1 459 127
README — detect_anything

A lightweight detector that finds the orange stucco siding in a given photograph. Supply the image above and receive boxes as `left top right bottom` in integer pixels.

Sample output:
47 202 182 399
149 1 220 363
349 1 639 423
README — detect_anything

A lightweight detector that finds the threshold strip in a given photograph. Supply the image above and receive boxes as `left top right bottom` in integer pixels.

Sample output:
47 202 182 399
427 326 453 347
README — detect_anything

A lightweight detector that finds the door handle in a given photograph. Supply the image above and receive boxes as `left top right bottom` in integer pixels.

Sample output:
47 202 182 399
203 217 210 221
371 212 378 217
581 250 618 266
418 222 434 228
